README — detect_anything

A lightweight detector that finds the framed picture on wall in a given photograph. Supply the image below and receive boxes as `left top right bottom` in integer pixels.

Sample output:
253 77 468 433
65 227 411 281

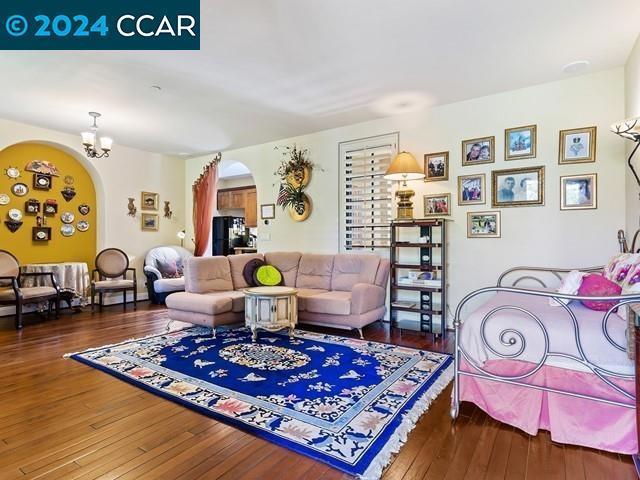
141 191 159 211
462 136 495 166
141 213 159 231
423 193 451 217
467 211 501 238
260 203 275 220
424 151 449 181
458 174 486 205
560 173 597 210
492 166 544 207
505 125 536 160
559 126 597 164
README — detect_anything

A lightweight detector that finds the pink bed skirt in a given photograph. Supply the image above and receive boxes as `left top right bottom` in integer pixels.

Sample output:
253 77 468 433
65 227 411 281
459 359 637 454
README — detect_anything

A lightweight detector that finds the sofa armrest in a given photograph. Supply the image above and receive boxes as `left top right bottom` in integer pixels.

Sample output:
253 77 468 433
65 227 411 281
351 283 386 315
144 265 162 282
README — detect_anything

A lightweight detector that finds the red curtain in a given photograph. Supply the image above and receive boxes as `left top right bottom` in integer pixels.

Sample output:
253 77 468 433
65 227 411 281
192 154 220 256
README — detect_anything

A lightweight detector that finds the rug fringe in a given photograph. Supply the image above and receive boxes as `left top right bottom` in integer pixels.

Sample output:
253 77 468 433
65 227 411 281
62 325 194 358
360 363 454 480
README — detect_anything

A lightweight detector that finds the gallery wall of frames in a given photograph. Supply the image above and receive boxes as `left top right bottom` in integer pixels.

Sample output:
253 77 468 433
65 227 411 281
423 125 598 238
0 143 97 267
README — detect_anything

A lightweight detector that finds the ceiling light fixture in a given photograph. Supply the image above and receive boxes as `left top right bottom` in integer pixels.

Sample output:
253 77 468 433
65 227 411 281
81 112 113 159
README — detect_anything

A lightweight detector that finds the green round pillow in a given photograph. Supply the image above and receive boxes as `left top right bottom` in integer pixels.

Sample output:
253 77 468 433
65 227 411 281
253 265 283 286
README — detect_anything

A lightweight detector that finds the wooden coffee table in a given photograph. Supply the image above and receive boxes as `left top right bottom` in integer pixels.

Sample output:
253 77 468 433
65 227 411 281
243 286 298 342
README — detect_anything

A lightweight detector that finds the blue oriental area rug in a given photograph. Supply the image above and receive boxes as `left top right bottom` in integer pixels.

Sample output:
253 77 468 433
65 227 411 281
67 327 452 479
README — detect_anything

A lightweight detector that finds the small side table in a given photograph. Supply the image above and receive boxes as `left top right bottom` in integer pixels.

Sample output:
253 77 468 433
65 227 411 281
243 286 298 342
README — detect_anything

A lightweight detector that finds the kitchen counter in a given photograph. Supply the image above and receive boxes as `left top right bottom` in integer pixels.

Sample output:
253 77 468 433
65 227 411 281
232 247 257 254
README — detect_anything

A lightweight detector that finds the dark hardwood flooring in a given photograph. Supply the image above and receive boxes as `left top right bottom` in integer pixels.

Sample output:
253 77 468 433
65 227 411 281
0 303 635 479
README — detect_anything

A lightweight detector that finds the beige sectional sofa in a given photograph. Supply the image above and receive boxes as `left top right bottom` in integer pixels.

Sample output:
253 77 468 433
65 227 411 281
165 252 390 338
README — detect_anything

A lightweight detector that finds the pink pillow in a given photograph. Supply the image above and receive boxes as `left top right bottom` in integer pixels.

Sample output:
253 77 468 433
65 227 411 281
578 273 622 311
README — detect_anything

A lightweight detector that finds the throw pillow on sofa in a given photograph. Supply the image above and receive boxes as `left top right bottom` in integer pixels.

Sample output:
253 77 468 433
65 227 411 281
242 258 265 287
157 259 180 278
254 265 283 286
578 273 622 311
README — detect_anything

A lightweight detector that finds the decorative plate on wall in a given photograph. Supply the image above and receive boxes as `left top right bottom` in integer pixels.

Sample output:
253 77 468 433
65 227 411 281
61 211 75 224
78 204 90 215
8 209 23 222
77 220 89 232
11 183 29 196
5 167 20 179
33 173 52 190
0 194 9 205
60 224 75 237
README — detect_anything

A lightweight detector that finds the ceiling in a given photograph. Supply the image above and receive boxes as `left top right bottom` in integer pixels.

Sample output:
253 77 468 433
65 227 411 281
0 0 639 155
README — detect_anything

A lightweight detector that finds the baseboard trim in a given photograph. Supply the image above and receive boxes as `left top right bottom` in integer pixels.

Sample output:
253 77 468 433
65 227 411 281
0 291 149 318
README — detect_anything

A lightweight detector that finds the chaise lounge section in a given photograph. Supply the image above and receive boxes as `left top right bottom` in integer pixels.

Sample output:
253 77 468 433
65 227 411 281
165 252 390 337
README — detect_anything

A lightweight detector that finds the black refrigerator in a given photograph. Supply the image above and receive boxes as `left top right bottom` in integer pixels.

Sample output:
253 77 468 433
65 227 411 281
212 216 244 255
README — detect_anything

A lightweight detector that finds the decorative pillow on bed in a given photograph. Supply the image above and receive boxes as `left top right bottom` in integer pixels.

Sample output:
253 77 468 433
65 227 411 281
254 264 283 286
578 273 622 311
156 259 180 279
549 270 586 307
605 253 640 285
242 258 265 287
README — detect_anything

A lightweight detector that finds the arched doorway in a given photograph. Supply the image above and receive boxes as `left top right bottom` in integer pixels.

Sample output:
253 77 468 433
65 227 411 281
0 142 98 268
211 160 258 255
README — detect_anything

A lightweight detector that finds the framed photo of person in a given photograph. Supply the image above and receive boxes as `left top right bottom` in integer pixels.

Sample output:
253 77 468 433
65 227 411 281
505 125 536 160
492 166 544 207
559 126 596 164
457 174 486 205
462 136 495 166
467 211 501 238
424 151 449 182
423 193 451 217
560 173 597 210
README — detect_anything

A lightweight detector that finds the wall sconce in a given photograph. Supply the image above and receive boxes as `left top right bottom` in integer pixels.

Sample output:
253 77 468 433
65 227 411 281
127 198 137 217
177 230 186 247
164 201 173 219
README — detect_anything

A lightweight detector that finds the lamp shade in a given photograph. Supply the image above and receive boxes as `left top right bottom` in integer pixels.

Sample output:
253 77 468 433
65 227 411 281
99 137 113 152
81 131 95 147
384 151 425 181
611 117 640 141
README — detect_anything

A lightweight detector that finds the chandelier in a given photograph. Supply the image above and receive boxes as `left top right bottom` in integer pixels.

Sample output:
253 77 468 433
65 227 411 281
81 112 113 158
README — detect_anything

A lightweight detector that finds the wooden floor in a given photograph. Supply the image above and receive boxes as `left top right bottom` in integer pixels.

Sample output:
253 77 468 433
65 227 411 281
0 303 636 480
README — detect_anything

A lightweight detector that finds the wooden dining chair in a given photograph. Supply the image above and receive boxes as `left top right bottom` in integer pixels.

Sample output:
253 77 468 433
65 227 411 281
0 250 60 329
91 248 137 311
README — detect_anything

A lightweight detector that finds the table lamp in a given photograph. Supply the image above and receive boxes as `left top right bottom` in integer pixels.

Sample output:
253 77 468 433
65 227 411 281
177 230 186 247
384 151 425 219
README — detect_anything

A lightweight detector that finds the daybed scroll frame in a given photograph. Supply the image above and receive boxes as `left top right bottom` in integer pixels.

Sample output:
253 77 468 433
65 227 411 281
451 266 640 420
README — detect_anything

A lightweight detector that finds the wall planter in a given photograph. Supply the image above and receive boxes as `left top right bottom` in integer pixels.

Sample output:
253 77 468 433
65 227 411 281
289 195 312 222
274 144 319 222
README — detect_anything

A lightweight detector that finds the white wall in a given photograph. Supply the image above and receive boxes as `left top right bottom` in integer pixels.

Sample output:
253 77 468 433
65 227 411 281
625 34 640 238
186 69 626 325
0 117 186 293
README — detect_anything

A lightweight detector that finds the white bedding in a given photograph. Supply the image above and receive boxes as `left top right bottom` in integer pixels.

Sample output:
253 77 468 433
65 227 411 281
458 291 633 376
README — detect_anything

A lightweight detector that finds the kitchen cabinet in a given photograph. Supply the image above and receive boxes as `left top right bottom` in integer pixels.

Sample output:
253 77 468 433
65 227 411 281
217 190 231 209
217 186 258 227
245 189 257 227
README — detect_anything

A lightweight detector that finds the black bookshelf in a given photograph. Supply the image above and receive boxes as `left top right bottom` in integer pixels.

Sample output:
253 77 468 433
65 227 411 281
390 218 447 337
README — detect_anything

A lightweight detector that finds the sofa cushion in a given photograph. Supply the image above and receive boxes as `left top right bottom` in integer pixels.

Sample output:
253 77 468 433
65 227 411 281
166 291 233 315
375 258 391 288
331 254 380 291
184 257 233 293
305 291 352 316
296 288 329 311
153 277 185 294
264 252 302 287
228 253 264 289
157 258 180 278
296 254 334 290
